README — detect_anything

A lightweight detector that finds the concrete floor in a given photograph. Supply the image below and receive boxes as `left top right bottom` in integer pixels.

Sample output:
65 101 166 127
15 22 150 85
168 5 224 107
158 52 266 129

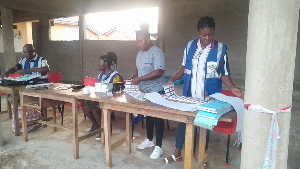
0 78 299 169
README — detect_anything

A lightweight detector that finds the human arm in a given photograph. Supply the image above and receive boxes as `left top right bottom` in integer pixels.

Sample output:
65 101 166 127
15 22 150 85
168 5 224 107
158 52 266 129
0 66 19 78
131 69 164 85
169 66 185 83
221 75 244 98
18 66 50 76
129 69 138 80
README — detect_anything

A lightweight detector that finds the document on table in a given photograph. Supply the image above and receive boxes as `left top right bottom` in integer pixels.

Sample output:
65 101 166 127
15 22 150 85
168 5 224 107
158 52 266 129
144 92 199 112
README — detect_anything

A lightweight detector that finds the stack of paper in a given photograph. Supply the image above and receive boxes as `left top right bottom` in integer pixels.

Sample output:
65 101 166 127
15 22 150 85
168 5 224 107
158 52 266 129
198 100 233 114
124 80 147 101
194 100 233 130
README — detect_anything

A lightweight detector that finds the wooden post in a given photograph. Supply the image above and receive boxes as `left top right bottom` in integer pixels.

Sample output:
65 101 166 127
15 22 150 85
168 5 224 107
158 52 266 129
241 0 299 168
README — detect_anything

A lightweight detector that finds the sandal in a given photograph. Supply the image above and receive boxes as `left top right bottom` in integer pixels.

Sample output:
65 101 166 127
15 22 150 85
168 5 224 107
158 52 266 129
88 125 100 132
163 154 182 164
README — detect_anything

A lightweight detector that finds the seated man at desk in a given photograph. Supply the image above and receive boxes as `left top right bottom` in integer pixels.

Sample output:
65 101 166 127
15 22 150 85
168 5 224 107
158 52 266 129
1 44 56 131
1 44 49 81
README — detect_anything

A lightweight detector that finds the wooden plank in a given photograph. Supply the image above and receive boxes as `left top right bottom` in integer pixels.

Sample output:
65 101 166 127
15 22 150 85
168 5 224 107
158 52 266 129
13 93 19 136
0 110 9 114
196 154 208 169
38 120 72 130
184 123 194 169
52 106 56 132
126 112 131 154
22 95 40 107
103 108 112 167
21 99 28 141
72 98 79 159
198 127 208 168
103 102 194 123
78 128 103 142
101 108 105 145
7 95 12 119
111 137 126 151
22 104 40 109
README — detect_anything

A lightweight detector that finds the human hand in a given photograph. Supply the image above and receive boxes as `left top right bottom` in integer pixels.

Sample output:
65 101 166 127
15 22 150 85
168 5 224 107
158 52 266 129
231 87 245 99
17 69 28 76
131 77 141 85
0 72 9 79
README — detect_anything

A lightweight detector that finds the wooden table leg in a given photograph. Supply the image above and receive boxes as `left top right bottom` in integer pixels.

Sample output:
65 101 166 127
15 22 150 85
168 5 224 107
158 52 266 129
20 94 28 141
184 123 194 169
13 94 20 136
52 106 57 132
101 107 105 145
197 127 208 169
7 95 12 119
0 112 3 146
103 108 112 167
126 112 131 154
72 98 79 159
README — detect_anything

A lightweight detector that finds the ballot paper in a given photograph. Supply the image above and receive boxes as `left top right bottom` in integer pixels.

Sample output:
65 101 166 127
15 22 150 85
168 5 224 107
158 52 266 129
4 74 39 81
144 92 199 112
163 83 213 103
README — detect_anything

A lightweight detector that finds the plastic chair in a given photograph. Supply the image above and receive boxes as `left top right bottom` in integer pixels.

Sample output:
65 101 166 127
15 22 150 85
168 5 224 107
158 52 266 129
47 72 62 83
47 72 64 124
83 76 98 87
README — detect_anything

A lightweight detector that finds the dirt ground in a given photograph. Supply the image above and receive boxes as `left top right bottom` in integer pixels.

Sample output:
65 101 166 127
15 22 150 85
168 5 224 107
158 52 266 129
0 79 299 169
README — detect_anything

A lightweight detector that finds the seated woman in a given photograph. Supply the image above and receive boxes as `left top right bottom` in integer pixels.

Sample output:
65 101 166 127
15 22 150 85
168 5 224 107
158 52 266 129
82 52 122 141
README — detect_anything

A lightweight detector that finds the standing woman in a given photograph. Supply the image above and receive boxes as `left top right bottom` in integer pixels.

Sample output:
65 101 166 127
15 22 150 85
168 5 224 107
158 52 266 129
162 16 243 164
83 52 122 141
130 24 166 159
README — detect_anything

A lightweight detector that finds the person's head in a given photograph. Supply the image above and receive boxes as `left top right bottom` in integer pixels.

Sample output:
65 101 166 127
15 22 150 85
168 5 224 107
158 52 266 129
22 44 36 60
98 52 117 71
136 23 152 51
197 16 215 48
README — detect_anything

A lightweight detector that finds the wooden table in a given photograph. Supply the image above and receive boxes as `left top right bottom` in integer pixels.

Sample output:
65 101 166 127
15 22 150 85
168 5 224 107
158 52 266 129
19 84 236 169
0 86 26 136
19 84 102 159
77 92 237 169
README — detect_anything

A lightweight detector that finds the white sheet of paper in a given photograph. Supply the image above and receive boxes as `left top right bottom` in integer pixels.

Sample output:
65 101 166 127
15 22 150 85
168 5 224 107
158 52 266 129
144 92 199 112
210 93 244 145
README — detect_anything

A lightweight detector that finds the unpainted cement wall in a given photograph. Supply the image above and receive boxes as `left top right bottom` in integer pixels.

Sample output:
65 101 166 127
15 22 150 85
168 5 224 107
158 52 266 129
3 0 299 82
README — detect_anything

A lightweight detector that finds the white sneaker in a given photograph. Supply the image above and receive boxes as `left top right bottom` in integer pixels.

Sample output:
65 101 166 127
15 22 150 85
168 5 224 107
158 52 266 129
137 139 155 150
150 146 163 159
95 133 101 141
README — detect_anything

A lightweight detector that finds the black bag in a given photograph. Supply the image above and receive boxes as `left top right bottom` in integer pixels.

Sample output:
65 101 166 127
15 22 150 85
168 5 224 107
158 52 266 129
0 77 39 86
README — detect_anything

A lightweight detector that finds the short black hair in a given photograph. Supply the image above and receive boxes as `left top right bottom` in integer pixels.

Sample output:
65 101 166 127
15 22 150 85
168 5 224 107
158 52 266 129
100 52 117 68
197 16 215 31
23 44 35 51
